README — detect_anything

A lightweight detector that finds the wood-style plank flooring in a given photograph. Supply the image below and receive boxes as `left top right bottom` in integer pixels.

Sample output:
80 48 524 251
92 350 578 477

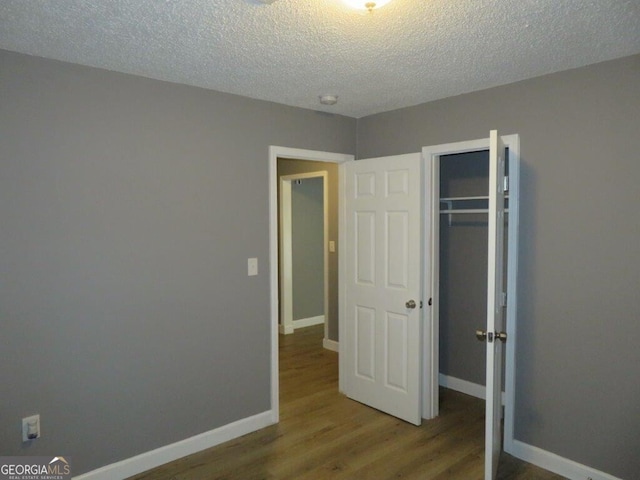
129 325 564 480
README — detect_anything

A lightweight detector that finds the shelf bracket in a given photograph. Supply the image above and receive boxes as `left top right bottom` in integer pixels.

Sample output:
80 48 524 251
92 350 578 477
442 200 453 226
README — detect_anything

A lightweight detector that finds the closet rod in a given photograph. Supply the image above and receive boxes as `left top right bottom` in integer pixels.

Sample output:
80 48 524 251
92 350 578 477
439 194 509 202
440 195 490 202
440 208 509 226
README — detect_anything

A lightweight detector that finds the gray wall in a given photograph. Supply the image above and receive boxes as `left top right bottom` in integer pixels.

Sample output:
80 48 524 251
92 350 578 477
2 44 638 480
0 49 355 475
291 177 324 320
277 159 340 340
357 54 640 479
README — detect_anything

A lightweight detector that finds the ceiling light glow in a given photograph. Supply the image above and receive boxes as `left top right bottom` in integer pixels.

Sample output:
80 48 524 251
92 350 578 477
343 0 392 11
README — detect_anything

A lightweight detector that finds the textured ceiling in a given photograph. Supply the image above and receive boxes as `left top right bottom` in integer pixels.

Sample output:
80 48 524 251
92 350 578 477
1 0 639 118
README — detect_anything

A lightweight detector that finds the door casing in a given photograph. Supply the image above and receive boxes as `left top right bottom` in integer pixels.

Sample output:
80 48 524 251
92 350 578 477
422 135 519 459
268 146 353 423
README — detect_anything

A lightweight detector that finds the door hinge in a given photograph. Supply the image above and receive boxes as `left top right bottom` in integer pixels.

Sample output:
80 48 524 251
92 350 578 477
501 292 507 307
503 175 509 193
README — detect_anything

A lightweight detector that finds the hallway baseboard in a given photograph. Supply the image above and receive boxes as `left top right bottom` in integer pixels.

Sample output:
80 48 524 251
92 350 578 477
293 315 324 329
323 338 338 352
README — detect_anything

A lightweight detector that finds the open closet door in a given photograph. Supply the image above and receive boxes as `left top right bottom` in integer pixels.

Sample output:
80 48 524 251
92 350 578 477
343 153 422 426
485 130 506 479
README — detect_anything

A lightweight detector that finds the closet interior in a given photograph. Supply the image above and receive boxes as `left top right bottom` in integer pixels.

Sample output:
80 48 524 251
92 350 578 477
437 149 508 394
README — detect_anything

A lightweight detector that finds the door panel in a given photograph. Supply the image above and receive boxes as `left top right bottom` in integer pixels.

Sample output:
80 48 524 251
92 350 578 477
385 311 408 391
355 212 376 285
386 211 409 288
344 153 422 426
356 306 375 380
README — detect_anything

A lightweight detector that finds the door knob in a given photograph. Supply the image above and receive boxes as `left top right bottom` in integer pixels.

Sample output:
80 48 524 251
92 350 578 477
475 329 487 341
405 299 416 309
476 330 507 343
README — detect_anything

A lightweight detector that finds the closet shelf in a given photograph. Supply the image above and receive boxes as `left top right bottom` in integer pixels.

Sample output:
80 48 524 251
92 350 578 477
440 209 489 214
440 209 510 214
439 196 509 224
440 196 489 202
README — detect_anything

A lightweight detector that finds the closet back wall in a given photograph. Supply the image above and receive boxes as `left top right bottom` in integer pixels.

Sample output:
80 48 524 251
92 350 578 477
439 151 490 387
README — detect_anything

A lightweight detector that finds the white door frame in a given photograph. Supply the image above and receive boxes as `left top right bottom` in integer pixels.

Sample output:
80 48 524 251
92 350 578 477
421 134 519 455
279 171 329 336
269 146 354 422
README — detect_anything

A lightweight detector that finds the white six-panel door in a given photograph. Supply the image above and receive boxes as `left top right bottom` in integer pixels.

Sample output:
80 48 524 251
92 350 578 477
343 153 422 426
485 130 507 479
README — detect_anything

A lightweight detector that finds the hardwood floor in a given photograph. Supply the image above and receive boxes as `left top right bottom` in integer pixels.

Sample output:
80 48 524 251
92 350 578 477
128 325 564 480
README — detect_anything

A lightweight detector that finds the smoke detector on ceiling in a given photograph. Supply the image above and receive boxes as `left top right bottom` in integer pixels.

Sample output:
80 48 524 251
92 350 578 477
319 94 339 106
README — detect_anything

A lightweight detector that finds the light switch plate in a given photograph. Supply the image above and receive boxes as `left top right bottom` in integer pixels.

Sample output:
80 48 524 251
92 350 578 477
22 414 40 442
329 241 336 253
248 258 258 276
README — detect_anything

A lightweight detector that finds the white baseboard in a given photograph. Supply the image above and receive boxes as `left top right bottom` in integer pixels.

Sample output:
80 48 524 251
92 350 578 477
323 338 339 352
279 323 294 335
74 410 275 480
438 373 505 405
293 315 324 329
279 316 324 335
439 373 487 399
509 440 622 480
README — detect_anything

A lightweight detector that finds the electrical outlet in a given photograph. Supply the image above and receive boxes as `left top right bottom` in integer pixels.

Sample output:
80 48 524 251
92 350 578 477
22 414 40 441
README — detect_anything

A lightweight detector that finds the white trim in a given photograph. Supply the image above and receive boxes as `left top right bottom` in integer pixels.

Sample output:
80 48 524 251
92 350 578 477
439 374 487 400
338 161 347 394
510 440 623 480
73 411 274 480
423 147 437 419
293 315 325 329
279 171 328 337
278 323 294 335
279 177 294 335
269 146 354 422
438 374 505 405
323 338 339 352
